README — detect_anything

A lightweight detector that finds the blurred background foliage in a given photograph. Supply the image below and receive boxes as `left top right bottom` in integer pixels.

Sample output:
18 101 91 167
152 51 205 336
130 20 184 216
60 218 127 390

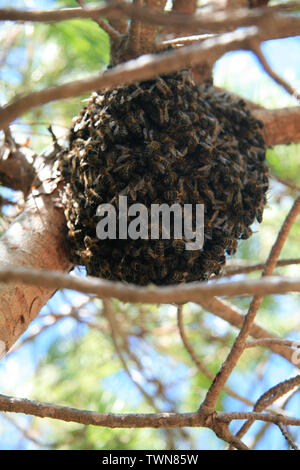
0 0 299 450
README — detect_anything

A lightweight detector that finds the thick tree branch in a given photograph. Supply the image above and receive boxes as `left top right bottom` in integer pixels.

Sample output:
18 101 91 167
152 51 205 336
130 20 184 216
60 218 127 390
2 267 300 309
253 107 300 146
0 163 72 358
0 131 36 195
1 24 299 131
0 393 299 429
140 1 167 54
1 3 300 33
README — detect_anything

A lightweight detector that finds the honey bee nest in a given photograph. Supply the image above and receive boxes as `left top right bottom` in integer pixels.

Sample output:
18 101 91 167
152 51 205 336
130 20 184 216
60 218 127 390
59 70 269 285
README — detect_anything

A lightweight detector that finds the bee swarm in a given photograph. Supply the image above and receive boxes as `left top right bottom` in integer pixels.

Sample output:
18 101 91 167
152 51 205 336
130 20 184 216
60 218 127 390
59 70 269 285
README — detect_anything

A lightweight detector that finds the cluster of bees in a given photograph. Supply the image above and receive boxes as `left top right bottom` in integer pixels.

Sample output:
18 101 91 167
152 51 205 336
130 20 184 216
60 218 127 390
59 70 269 285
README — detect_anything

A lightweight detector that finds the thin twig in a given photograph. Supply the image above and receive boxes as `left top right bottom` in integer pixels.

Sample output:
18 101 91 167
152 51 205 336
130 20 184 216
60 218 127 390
221 258 300 278
234 376 300 444
229 197 300 442
177 305 254 407
103 299 162 410
75 0 121 41
245 338 300 349
200 196 300 412
250 41 300 101
271 174 300 192
278 422 299 450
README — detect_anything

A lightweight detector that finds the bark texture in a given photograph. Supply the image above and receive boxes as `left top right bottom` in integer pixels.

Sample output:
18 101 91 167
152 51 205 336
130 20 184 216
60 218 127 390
0 186 71 358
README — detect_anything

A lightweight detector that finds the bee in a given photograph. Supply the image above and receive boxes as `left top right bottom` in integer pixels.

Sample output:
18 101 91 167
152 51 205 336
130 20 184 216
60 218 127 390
213 245 224 257
171 271 187 283
198 183 215 205
86 188 103 205
176 111 192 131
184 131 199 150
189 112 200 124
151 160 166 175
144 141 161 158
84 136 97 153
136 109 146 125
158 102 169 126
240 227 252 240
163 170 177 186
117 125 128 139
196 141 213 159
76 194 87 209
114 161 135 181
71 154 81 172
155 240 165 256
79 248 93 264
129 86 143 100
155 77 173 97
83 169 94 187
83 235 97 249
157 264 168 280
126 245 142 258
172 239 185 254
102 172 115 186
225 239 238 255
256 208 263 223
116 152 131 165
101 121 114 141
100 263 113 280
111 248 122 261
134 178 147 197
164 190 178 201
131 260 142 272
206 260 222 275
126 113 142 136
68 228 84 242
60 160 71 178
143 246 156 261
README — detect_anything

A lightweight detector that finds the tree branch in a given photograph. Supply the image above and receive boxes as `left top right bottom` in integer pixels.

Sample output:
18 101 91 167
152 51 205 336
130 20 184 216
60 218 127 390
221 258 300 278
253 107 300 146
0 130 36 195
177 305 254 406
1 23 299 131
250 41 300 101
2 267 300 310
200 196 300 411
0 154 72 357
0 392 299 429
196 296 298 365
1 3 300 34
75 0 121 42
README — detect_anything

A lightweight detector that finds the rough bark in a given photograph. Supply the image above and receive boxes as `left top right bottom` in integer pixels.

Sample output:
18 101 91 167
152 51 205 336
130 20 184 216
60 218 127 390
0 183 71 359
253 107 300 147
